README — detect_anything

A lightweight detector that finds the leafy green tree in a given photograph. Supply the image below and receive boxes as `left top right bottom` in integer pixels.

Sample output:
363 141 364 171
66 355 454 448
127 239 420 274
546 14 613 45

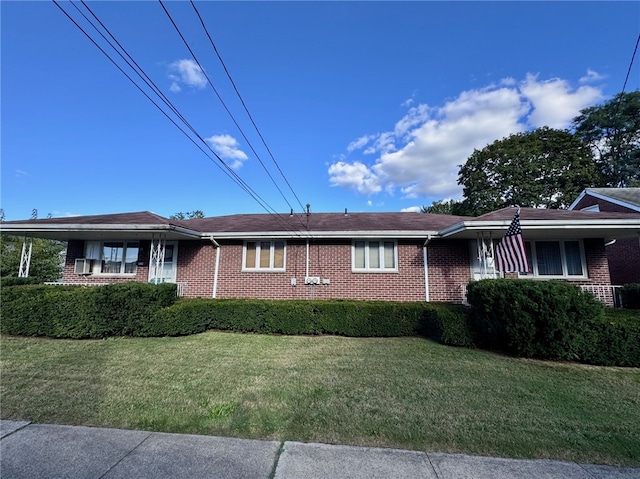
457 127 599 216
573 90 640 187
420 199 470 216
169 210 205 220
0 234 65 282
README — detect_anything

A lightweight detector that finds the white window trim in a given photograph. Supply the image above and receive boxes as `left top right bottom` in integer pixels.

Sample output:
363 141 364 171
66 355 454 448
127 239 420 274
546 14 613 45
242 240 286 271
524 239 588 280
352 239 399 272
84 240 139 277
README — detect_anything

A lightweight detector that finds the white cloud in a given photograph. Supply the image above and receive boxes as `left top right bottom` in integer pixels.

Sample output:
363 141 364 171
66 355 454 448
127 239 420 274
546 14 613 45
520 74 602 128
328 161 381 195
329 74 605 200
401 206 422 213
347 134 376 152
206 134 248 169
168 59 207 91
580 69 605 84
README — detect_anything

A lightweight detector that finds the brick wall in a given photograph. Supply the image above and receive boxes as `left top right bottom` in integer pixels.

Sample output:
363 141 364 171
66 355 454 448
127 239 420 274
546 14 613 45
176 241 216 298
426 240 471 303
572 194 640 284
61 237 612 303
59 238 474 302
215 239 429 301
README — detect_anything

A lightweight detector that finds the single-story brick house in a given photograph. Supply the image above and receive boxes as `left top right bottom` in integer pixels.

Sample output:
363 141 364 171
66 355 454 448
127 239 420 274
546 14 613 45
569 187 640 285
3 207 640 305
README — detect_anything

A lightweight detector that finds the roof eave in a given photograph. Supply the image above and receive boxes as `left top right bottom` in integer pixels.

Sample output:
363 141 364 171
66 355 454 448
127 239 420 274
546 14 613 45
208 230 442 240
439 219 640 241
0 223 202 240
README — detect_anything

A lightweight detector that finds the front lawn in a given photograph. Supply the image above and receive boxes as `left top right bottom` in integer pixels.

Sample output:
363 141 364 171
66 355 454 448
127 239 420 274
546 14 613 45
1 332 638 466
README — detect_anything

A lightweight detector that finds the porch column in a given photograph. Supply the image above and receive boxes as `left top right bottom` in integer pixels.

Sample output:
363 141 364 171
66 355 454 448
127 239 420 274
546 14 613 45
150 234 166 284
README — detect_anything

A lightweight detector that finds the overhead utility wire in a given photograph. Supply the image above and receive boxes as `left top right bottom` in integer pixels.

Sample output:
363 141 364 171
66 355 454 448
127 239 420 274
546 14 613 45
189 0 306 213
159 1 297 215
158 0 309 233
59 1 269 216
55 0 307 236
621 33 639 94
76 1 285 219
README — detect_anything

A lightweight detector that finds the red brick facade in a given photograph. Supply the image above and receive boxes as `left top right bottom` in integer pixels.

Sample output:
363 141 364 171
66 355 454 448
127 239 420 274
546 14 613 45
60 237 612 304
214 240 430 302
572 195 640 284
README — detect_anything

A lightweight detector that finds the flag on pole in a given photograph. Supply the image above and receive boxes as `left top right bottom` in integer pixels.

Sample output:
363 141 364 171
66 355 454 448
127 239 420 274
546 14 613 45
495 208 529 273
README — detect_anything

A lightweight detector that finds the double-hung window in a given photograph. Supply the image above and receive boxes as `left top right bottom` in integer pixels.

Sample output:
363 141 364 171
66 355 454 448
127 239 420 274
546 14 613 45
243 241 285 271
352 240 397 272
527 240 585 278
85 241 139 275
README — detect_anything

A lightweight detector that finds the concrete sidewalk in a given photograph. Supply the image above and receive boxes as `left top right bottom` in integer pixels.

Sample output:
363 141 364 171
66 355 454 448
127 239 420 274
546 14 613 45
1 420 638 479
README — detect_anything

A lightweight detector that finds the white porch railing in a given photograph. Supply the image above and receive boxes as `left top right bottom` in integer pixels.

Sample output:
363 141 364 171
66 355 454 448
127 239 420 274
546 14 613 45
460 282 623 307
579 284 623 307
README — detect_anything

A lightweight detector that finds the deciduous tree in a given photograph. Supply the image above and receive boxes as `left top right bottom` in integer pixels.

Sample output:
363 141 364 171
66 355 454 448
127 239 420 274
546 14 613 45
573 90 640 187
457 127 598 216
0 234 65 282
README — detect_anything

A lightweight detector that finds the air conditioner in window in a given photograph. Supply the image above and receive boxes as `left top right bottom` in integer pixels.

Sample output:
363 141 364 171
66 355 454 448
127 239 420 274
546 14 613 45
74 258 91 275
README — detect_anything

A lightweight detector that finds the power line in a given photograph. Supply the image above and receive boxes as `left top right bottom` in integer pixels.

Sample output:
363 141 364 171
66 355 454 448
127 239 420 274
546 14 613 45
158 0 309 232
621 33 640 94
53 0 309 236
189 0 306 213
159 1 298 215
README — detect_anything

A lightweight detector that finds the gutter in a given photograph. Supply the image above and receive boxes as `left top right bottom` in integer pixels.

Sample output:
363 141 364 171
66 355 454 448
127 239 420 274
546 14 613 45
209 236 220 298
423 235 431 302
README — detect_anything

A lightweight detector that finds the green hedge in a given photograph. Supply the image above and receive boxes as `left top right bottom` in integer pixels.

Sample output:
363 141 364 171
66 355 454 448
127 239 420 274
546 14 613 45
581 308 640 367
620 284 640 309
147 298 474 345
0 284 473 345
0 276 40 287
466 279 640 366
1 283 178 338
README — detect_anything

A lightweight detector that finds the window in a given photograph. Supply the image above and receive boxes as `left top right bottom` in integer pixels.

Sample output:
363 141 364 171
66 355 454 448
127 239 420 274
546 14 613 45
243 241 285 270
85 241 139 275
469 239 586 279
527 240 585 278
352 240 397 271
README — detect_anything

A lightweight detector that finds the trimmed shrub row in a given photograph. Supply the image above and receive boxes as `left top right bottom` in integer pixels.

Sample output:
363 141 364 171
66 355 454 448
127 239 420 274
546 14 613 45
620 284 640 309
466 279 639 366
2 281 637 366
1 283 178 339
147 298 474 345
0 284 472 345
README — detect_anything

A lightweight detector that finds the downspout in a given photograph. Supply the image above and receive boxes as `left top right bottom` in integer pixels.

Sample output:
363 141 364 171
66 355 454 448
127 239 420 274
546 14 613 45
423 235 431 302
209 236 220 298
306 239 310 278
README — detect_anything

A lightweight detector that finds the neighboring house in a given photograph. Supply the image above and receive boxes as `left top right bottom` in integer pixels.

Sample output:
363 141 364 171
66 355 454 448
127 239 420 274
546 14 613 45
3 207 640 305
569 188 640 285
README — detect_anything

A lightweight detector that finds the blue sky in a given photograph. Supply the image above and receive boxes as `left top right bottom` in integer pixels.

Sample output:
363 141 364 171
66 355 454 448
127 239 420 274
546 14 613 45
2 1 639 221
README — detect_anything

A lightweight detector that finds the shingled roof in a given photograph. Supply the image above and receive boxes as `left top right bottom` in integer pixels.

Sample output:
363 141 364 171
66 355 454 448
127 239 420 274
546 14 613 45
179 212 472 235
2 208 639 241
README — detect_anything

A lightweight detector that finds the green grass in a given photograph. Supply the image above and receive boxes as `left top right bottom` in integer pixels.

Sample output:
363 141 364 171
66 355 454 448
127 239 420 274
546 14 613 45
1 332 639 466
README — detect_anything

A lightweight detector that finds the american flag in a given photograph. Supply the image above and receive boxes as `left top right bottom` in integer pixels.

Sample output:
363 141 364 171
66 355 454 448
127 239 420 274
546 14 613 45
495 209 529 273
